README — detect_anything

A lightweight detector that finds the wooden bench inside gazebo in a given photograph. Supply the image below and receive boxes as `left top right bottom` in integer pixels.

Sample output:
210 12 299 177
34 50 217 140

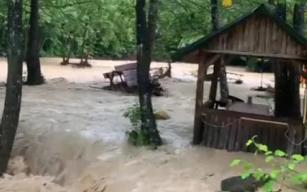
172 4 306 154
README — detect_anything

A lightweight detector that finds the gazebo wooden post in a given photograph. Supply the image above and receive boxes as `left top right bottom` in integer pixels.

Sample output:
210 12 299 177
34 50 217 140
209 61 220 104
219 55 230 104
193 51 207 144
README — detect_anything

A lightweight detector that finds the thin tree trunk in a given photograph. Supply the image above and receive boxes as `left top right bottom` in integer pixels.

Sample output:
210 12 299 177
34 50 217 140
293 3 305 36
210 0 220 31
61 35 71 65
219 56 229 103
136 0 162 146
268 0 275 5
290 2 304 119
209 0 229 104
0 0 24 175
26 0 44 85
274 3 288 117
274 3 302 119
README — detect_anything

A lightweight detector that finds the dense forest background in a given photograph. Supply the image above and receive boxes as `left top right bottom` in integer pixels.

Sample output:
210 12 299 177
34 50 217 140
0 0 305 61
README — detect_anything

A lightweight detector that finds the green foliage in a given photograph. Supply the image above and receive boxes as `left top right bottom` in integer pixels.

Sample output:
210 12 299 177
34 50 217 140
0 0 305 59
123 104 151 146
231 137 307 192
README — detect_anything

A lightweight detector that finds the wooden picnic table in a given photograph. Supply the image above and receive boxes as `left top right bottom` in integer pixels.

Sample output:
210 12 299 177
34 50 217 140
227 102 271 116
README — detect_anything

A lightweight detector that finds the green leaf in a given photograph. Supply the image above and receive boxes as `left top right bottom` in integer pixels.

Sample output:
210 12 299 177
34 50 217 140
270 170 280 180
262 181 274 192
246 139 253 147
291 154 305 162
230 159 241 167
265 156 274 163
254 169 265 181
241 171 251 179
258 144 268 152
292 173 307 184
288 163 296 170
274 150 286 157
243 162 253 170
265 151 273 156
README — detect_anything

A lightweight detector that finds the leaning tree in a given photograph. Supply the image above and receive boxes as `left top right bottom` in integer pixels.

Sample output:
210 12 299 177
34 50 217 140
0 0 24 174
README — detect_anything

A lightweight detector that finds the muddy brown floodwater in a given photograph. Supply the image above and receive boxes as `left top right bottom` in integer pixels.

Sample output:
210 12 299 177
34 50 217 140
0 58 304 192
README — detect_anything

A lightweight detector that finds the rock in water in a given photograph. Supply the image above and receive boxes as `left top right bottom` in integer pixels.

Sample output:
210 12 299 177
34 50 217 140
0 82 5 87
154 111 170 120
221 176 264 192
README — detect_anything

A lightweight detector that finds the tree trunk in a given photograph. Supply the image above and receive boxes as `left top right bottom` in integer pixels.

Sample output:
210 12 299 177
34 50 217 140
0 0 24 175
136 0 162 146
274 3 302 119
290 2 304 119
26 0 44 85
210 0 229 104
210 0 220 31
274 61 291 117
219 56 229 103
293 3 305 36
274 3 288 117
275 3 286 21
268 0 275 5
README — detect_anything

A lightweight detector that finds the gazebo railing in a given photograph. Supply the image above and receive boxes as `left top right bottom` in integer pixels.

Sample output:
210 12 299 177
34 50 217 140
200 107 294 152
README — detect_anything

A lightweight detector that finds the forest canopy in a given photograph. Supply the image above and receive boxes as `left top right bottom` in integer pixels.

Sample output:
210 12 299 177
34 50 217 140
0 0 305 60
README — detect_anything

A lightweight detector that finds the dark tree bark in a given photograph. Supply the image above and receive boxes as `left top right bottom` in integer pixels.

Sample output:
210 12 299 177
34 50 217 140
209 0 229 104
290 2 305 119
26 0 44 85
275 3 286 21
0 0 24 175
210 0 220 31
293 3 305 36
268 0 275 5
274 3 302 119
136 0 162 146
274 3 288 117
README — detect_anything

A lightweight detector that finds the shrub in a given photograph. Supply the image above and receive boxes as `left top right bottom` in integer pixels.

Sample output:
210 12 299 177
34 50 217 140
230 136 307 192
123 104 150 146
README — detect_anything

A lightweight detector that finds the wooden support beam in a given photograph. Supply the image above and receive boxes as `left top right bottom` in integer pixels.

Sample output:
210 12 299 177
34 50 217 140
203 49 307 61
219 55 230 104
209 62 220 104
205 55 221 103
193 51 208 145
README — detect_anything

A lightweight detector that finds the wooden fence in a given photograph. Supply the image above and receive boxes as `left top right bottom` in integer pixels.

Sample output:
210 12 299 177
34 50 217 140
200 107 304 153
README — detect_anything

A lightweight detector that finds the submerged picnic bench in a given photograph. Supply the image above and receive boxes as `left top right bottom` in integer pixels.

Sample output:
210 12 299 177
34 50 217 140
103 63 138 88
103 63 171 95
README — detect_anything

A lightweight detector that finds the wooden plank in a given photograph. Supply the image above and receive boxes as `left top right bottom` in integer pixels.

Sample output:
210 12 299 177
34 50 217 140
203 49 307 61
271 21 279 53
249 16 256 52
205 114 213 147
193 51 207 144
237 25 243 51
201 114 209 145
218 118 228 149
240 117 289 126
212 115 220 148
243 20 250 51
264 18 271 53
258 17 266 53
122 69 137 87
235 118 242 151
281 30 288 54
209 58 221 102
227 118 237 151
115 63 137 71
224 117 234 150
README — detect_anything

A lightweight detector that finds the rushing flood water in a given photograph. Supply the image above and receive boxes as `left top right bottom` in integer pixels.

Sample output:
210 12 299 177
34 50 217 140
0 58 304 191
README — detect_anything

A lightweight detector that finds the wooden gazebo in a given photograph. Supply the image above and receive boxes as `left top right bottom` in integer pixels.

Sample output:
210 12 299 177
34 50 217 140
172 4 306 154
